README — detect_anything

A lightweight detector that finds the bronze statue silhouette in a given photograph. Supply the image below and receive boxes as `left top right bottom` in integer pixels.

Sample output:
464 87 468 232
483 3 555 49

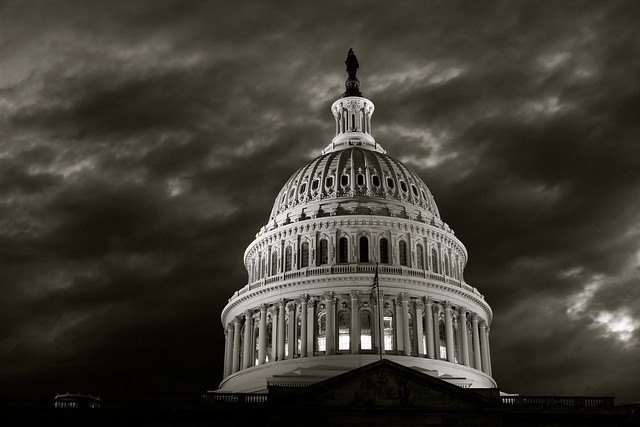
345 48 359 79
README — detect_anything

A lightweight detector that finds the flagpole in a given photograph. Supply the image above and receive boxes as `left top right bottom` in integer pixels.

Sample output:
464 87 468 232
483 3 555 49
375 262 383 360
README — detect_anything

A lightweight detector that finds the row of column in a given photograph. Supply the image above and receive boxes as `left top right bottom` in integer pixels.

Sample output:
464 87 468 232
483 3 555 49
223 293 492 379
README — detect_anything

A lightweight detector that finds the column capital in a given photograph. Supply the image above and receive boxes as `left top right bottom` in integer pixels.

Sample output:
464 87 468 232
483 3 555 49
442 301 453 310
399 292 410 303
227 323 235 332
286 302 296 313
278 298 287 307
244 310 253 319
269 306 279 317
416 300 425 311
323 291 335 301
349 289 359 299
260 303 269 312
470 312 479 322
424 296 434 306
234 316 243 325
458 306 468 316
306 297 315 308
299 294 309 304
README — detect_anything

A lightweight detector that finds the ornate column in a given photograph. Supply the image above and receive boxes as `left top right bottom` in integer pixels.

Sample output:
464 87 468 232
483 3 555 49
224 323 234 377
324 292 336 355
471 313 482 370
480 321 490 375
232 317 242 373
270 306 278 362
277 299 286 360
350 290 359 354
242 311 253 369
286 302 296 359
459 308 470 366
306 298 315 356
393 297 404 353
300 295 308 357
258 304 268 365
443 302 455 363
432 303 441 359
415 300 425 356
486 327 493 376
400 293 411 355
424 298 435 358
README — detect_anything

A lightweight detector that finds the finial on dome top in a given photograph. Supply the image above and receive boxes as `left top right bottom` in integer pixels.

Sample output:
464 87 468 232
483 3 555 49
343 48 362 97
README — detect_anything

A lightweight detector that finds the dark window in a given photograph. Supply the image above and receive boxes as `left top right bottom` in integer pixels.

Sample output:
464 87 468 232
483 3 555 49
341 175 349 186
356 174 364 186
431 248 439 273
300 183 306 193
379 238 389 264
285 246 292 272
421 189 427 200
386 177 395 189
412 185 418 196
301 242 309 268
289 188 295 198
271 251 278 276
399 241 407 266
359 236 369 262
416 244 424 269
319 239 329 265
312 179 319 190
400 181 408 192
339 237 349 263
372 175 380 187
325 176 334 187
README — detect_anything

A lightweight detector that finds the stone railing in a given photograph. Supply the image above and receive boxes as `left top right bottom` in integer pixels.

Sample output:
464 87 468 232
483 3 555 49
234 264 481 300
501 396 614 408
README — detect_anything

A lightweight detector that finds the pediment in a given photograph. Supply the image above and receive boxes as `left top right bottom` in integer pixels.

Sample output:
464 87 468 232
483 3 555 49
277 359 493 409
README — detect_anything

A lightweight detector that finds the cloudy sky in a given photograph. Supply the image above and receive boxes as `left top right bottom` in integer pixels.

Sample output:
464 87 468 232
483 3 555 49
1 0 639 402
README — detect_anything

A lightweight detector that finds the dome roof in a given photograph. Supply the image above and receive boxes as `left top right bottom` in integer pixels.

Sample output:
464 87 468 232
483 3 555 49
268 147 440 227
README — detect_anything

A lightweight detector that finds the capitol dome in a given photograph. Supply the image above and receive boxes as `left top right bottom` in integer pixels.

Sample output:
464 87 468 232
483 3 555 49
218 50 495 393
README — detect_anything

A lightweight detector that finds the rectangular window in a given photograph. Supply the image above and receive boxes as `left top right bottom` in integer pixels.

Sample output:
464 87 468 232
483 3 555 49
384 316 394 351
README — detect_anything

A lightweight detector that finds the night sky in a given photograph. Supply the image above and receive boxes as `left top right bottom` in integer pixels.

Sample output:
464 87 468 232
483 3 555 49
1 0 639 403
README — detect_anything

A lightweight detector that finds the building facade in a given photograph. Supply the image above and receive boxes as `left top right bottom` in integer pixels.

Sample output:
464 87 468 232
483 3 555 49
218 50 495 393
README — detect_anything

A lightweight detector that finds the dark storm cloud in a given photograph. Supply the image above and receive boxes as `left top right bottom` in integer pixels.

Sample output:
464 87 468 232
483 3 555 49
1 0 639 403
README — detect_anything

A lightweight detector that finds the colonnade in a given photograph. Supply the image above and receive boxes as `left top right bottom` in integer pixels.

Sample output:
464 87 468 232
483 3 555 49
222 291 492 379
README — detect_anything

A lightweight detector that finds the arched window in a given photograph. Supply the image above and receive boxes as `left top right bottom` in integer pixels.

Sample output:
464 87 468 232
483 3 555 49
284 317 289 358
317 312 327 352
431 247 439 273
300 242 309 268
438 320 447 359
338 311 350 351
444 253 450 276
416 244 424 269
285 246 292 272
359 236 369 262
384 310 394 351
339 237 349 263
319 239 329 265
360 310 372 350
379 238 389 264
356 174 365 186
271 251 278 276
372 175 380 187
399 240 407 266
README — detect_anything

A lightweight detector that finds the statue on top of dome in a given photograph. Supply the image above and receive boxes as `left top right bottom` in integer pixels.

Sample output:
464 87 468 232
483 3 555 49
345 48 359 79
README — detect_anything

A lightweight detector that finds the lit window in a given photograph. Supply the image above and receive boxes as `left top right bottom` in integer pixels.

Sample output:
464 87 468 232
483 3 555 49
317 312 326 352
384 314 394 351
338 311 350 350
439 320 447 359
360 311 372 350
